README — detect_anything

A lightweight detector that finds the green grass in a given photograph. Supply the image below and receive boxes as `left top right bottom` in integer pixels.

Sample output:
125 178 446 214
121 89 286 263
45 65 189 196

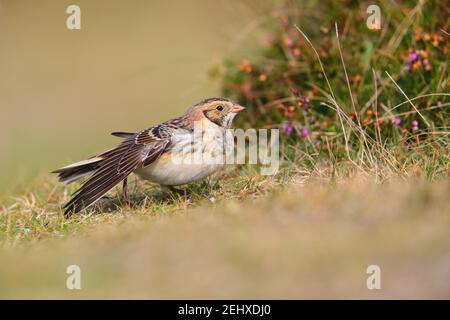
220 0 449 171
0 167 287 246
0 164 449 298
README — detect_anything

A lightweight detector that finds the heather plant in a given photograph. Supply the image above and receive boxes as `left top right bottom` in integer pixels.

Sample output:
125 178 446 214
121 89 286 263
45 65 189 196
219 0 449 177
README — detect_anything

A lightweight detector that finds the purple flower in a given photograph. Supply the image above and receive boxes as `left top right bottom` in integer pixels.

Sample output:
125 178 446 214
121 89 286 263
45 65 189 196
412 120 419 131
301 128 310 137
283 123 293 135
408 52 418 62
393 117 401 126
303 97 311 104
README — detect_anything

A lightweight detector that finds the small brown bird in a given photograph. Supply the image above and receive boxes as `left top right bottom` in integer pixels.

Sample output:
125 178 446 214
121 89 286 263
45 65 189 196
53 97 245 216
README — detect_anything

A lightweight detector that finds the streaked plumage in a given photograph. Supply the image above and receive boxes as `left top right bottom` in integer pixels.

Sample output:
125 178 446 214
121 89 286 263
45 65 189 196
52 97 245 216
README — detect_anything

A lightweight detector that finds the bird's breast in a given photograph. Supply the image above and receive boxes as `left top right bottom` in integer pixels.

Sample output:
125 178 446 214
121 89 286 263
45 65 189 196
134 126 228 186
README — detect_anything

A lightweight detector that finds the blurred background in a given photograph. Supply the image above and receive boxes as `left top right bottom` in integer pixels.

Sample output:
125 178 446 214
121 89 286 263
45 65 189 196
0 0 256 191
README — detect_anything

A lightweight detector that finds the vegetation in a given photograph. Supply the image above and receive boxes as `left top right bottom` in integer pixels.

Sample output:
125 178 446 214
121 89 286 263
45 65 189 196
1 168 449 298
220 0 448 178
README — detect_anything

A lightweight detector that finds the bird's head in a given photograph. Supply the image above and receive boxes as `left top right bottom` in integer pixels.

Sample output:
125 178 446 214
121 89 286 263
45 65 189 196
186 97 245 128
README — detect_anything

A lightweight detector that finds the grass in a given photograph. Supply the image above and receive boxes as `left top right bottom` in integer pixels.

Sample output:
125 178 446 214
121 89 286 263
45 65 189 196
1 164 289 245
220 0 449 171
0 162 449 298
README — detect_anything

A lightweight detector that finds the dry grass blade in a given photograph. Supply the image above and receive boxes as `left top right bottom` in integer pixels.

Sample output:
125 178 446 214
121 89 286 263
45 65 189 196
385 71 431 127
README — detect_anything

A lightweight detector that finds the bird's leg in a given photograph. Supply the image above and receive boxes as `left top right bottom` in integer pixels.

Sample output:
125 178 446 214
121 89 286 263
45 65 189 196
121 178 130 204
169 185 184 194
161 185 184 195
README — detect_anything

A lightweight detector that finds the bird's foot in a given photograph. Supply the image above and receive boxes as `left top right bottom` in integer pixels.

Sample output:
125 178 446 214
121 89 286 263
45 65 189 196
158 185 188 201
166 185 186 195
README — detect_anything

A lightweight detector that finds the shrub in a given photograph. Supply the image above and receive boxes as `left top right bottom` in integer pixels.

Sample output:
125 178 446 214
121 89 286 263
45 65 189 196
217 0 449 175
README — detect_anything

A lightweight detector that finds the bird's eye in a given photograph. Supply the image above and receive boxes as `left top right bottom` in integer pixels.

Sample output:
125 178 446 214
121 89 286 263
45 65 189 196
216 105 224 111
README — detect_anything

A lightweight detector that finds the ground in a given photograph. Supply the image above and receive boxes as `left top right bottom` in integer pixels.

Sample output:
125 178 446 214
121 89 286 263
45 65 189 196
1 165 449 299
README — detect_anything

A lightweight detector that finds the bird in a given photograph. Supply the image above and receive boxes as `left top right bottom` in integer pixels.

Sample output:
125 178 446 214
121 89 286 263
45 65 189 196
52 97 245 217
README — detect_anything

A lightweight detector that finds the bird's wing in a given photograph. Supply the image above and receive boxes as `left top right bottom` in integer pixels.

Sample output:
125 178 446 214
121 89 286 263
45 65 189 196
64 126 170 216
111 131 135 138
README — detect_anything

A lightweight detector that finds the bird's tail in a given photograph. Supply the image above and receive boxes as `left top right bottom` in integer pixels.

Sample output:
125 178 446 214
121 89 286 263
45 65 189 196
53 132 135 185
52 157 104 185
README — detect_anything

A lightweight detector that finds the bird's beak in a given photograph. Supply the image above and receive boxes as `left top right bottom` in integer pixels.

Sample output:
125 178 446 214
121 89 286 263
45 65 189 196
231 105 246 113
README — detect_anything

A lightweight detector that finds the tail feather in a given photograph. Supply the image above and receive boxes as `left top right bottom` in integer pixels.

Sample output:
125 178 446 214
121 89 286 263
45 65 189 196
52 157 103 185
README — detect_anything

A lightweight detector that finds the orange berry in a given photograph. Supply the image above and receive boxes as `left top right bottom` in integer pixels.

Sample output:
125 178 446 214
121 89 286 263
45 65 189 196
239 59 252 73
283 35 294 48
351 74 362 83
419 50 428 58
